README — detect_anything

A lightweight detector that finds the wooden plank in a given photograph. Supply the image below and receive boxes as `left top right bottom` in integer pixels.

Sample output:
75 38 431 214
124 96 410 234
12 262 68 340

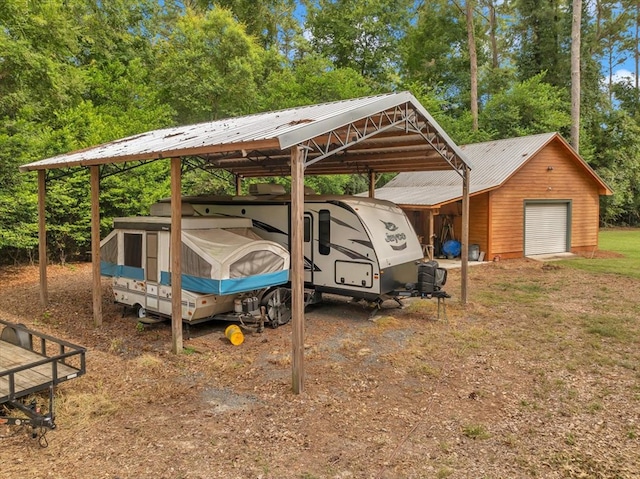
428 209 435 259
91 166 103 326
461 168 470 304
170 158 183 354
290 146 305 394
368 170 375 197
38 170 48 307
0 342 79 401
469 192 489 256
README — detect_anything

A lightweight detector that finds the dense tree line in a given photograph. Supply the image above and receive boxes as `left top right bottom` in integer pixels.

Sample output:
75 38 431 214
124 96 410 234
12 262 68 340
1 0 638 264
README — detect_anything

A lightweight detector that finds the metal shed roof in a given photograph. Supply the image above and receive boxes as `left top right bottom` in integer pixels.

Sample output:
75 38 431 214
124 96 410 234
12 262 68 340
369 132 612 206
19 91 470 177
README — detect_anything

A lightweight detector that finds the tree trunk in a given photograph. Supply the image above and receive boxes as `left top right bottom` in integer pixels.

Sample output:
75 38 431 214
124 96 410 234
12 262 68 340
466 0 479 131
636 2 640 115
570 0 582 152
488 0 499 69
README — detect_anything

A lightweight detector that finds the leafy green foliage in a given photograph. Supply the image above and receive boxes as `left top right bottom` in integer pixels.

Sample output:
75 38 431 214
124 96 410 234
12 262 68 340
1 1 640 264
260 54 374 110
100 162 172 232
304 0 414 87
401 0 473 105
0 176 39 263
513 0 572 88
194 0 300 49
154 8 263 123
480 73 571 138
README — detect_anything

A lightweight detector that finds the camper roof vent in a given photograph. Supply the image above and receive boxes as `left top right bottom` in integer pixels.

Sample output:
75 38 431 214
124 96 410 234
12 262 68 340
149 202 195 217
249 183 286 196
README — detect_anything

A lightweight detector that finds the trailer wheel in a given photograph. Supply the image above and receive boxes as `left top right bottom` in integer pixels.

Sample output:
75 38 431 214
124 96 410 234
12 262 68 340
261 287 291 328
136 305 147 319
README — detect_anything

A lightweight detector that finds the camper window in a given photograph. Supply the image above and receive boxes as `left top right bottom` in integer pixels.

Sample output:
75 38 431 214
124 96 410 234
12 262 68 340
319 210 330 255
182 244 212 278
123 233 142 268
101 235 117 264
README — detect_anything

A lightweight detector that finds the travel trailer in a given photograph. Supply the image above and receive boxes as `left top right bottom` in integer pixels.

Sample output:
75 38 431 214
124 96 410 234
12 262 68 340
100 208 292 327
153 183 447 307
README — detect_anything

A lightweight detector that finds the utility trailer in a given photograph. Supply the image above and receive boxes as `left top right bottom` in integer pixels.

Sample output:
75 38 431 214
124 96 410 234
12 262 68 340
156 183 449 307
0 319 86 444
100 210 293 327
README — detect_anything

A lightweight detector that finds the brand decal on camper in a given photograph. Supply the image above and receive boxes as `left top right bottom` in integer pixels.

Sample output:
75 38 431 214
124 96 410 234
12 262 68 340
380 220 398 231
330 243 372 261
304 256 321 271
381 220 407 250
251 219 287 235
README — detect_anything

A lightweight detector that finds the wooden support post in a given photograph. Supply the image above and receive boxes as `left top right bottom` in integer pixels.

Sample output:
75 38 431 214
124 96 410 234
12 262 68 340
235 175 242 195
461 168 470 304
290 146 305 394
37 170 48 307
170 158 183 354
428 209 435 260
487 191 493 260
368 170 376 198
90 166 103 326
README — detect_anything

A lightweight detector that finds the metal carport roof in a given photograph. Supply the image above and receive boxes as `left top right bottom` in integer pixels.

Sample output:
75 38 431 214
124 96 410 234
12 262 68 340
19 91 469 176
19 91 472 394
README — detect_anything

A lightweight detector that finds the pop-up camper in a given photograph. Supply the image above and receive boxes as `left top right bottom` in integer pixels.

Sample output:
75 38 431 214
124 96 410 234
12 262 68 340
100 208 291 326
153 183 447 307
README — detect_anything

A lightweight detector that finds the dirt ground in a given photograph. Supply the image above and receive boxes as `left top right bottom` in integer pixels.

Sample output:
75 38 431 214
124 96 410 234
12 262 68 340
1 258 639 479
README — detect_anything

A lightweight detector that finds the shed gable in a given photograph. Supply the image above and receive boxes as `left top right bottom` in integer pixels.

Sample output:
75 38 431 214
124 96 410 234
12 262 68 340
490 140 601 258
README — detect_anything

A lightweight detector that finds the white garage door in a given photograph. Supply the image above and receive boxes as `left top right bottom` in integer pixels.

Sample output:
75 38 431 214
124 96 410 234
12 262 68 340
524 202 569 256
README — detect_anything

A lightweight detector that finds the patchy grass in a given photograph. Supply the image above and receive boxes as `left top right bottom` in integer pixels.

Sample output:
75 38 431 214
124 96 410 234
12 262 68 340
583 314 634 341
56 390 120 424
370 315 401 329
562 228 640 278
462 423 491 440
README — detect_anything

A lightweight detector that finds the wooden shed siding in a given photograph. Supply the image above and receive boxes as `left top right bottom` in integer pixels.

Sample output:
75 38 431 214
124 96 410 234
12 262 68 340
469 192 489 255
489 141 600 257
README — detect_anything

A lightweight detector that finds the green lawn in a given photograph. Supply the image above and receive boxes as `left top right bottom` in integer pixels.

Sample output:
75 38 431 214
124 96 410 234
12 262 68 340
561 228 640 279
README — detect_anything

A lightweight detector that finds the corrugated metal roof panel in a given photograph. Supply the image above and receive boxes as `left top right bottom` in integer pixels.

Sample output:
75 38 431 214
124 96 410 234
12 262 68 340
372 132 611 206
20 91 470 176
364 185 496 206
384 133 556 189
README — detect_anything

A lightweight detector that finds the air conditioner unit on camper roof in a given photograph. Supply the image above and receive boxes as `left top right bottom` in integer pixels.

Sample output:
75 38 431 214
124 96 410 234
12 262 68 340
249 183 286 196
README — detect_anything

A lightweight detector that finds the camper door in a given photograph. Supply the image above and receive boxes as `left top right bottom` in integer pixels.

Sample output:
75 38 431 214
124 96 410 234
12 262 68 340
143 232 159 311
304 213 313 284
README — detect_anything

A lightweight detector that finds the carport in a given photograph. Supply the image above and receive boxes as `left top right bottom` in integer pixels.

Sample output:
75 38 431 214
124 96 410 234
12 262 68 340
19 91 471 393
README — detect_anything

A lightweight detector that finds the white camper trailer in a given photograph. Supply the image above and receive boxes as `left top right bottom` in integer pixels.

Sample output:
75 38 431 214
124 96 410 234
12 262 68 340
153 183 447 306
100 211 292 326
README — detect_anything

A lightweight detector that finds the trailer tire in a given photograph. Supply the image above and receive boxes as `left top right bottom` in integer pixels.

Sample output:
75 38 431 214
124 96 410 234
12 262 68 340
261 287 291 327
136 305 147 319
0 324 32 350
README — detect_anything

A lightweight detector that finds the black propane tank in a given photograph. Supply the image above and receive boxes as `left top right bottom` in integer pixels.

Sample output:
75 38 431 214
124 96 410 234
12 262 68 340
418 261 447 294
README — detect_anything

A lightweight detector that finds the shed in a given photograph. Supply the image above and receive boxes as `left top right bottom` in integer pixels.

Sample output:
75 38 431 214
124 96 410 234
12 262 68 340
370 133 612 260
